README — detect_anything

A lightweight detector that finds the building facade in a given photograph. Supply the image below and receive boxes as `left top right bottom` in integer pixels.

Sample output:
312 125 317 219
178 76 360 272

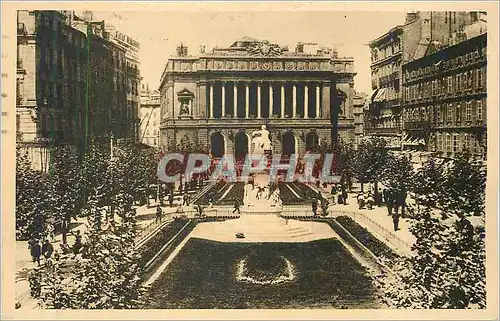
159 37 356 158
402 31 487 159
139 84 161 148
366 11 485 150
16 10 140 171
352 92 367 146
366 26 404 149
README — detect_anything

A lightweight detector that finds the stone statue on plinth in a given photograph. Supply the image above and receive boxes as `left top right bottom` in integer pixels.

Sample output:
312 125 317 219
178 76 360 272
251 125 272 155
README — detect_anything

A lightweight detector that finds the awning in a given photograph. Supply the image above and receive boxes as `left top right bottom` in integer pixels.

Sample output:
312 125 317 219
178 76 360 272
373 88 388 102
367 89 379 104
402 135 426 146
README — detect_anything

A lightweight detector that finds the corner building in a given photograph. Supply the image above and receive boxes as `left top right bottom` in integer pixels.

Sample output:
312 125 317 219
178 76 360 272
159 38 356 158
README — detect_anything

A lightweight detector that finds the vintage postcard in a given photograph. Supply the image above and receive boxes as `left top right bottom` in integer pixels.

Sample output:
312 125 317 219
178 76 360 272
1 1 498 320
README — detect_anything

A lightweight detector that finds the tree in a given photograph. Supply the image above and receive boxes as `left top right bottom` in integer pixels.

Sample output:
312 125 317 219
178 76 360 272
382 154 415 214
46 144 82 244
380 208 486 308
439 152 486 217
412 156 445 209
352 137 390 194
35 192 144 309
15 146 49 240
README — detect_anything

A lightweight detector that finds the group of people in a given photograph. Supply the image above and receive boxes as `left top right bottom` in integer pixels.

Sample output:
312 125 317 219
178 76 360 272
330 183 349 205
311 195 329 217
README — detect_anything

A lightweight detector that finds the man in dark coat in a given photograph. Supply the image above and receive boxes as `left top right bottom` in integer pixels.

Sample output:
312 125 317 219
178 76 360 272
312 198 318 216
28 239 41 266
393 213 400 231
42 239 54 260
168 191 174 207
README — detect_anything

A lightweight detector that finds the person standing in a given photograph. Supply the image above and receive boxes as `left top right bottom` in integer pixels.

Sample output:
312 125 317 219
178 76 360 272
342 187 348 205
168 191 174 207
41 239 54 261
72 230 82 254
182 192 189 206
393 213 400 231
312 198 318 216
155 205 163 224
28 239 41 266
387 190 394 216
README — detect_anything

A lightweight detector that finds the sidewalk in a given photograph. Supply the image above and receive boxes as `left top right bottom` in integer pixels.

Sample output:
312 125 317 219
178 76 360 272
313 183 416 255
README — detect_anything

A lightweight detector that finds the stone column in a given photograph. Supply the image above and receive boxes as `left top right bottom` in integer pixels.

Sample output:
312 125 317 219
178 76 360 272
321 81 330 119
221 81 226 117
316 83 320 118
269 83 273 118
245 82 250 118
257 82 262 118
304 83 309 119
233 81 238 118
198 81 207 118
292 83 297 118
209 82 214 119
280 83 285 118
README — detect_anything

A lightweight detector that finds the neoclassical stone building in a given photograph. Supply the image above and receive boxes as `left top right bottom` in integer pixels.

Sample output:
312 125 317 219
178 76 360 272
159 37 356 158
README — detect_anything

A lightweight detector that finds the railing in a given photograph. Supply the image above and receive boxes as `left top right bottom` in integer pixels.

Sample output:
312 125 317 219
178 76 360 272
404 121 431 130
330 210 413 251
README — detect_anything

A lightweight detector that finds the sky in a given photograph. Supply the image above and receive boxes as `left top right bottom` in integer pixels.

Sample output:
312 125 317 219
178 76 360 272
94 10 407 94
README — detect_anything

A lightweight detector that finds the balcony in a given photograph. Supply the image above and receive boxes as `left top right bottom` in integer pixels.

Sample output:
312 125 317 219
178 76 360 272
365 126 401 135
404 121 431 130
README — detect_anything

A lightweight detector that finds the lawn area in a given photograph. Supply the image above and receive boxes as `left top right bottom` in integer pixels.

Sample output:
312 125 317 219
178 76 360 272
144 238 379 309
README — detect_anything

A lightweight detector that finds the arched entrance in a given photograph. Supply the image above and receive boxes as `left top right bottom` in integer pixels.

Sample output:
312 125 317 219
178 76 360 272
210 132 225 158
234 132 249 160
305 131 320 151
282 131 296 156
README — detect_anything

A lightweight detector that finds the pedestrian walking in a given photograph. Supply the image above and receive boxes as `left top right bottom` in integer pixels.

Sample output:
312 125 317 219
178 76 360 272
233 201 241 214
182 192 189 206
387 192 394 216
357 193 365 210
168 191 174 207
155 205 163 224
41 239 54 260
393 213 400 231
28 239 41 266
366 193 374 210
195 204 204 217
312 198 318 216
342 188 348 205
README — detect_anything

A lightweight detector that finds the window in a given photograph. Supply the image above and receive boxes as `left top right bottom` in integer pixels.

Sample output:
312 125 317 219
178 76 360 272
461 72 466 90
447 104 453 123
453 134 459 154
477 100 483 121
456 74 461 92
446 134 452 152
432 80 436 96
437 106 442 122
467 70 473 89
466 101 472 121
477 68 483 88
406 87 410 101
447 76 452 93
437 134 443 152
456 103 461 123
464 134 470 152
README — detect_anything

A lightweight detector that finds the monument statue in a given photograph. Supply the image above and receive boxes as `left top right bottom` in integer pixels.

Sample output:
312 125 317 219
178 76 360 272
251 125 272 154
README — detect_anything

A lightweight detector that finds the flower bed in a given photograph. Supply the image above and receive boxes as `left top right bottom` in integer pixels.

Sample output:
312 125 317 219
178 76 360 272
137 217 191 267
144 238 379 309
335 216 399 264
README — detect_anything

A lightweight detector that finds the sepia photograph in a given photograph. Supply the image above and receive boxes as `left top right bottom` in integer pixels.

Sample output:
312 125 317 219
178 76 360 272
1 1 498 319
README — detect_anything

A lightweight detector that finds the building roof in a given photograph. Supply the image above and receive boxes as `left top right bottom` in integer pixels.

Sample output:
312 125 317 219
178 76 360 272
369 25 404 48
